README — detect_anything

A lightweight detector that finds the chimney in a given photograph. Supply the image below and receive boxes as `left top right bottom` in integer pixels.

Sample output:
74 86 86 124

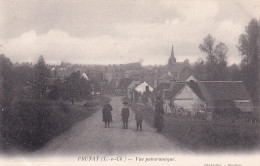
145 85 149 92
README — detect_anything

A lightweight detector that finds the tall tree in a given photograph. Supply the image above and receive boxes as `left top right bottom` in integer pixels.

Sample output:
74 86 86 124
229 64 242 81
237 18 259 106
199 34 229 81
192 58 206 81
63 71 90 104
0 54 14 108
33 56 50 99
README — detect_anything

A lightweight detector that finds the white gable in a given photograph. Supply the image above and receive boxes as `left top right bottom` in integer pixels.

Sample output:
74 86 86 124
135 81 154 93
81 73 90 80
173 85 205 112
185 75 197 82
174 85 202 101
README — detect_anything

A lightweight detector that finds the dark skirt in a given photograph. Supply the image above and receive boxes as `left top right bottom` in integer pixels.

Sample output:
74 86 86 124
103 111 112 122
154 114 164 129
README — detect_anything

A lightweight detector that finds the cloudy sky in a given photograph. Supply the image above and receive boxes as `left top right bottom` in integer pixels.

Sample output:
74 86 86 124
0 0 259 65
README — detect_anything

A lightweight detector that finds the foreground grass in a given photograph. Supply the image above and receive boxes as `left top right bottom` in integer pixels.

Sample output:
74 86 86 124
124 97 260 152
0 96 110 153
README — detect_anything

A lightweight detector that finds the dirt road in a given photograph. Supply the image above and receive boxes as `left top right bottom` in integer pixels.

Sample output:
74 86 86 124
38 96 183 156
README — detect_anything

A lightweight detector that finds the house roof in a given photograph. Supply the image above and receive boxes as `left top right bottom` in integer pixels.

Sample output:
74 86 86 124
127 81 141 90
135 81 154 93
199 81 251 101
150 82 171 98
164 83 185 100
81 73 90 80
187 81 205 101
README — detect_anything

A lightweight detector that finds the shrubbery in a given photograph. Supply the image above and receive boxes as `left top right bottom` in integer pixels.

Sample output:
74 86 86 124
0 99 71 150
124 97 259 151
163 117 259 151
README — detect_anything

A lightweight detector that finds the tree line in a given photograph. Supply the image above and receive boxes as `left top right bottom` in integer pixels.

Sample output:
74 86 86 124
0 55 92 150
192 18 260 107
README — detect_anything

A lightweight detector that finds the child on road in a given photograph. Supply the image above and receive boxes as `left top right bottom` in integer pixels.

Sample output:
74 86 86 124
121 101 130 129
135 107 143 131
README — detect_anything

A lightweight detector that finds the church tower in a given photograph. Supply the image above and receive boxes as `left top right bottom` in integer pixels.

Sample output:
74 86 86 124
168 45 176 66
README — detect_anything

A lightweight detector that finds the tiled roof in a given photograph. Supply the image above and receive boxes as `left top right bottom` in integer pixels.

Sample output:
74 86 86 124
200 81 251 101
164 83 186 100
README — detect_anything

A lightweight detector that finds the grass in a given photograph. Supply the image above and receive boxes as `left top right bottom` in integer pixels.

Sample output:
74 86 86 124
0 95 110 153
123 97 260 152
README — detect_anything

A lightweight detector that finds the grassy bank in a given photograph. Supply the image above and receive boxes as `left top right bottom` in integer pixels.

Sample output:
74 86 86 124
123 97 260 152
0 95 110 153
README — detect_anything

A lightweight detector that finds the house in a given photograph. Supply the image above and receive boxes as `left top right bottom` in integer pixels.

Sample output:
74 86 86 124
163 83 186 113
167 79 254 120
134 81 154 94
127 81 141 100
198 81 254 119
133 81 154 102
81 73 90 81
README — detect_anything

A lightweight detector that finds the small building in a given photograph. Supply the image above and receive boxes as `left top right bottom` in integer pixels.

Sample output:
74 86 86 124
133 81 154 103
167 79 254 120
127 81 141 100
81 73 90 81
163 83 186 114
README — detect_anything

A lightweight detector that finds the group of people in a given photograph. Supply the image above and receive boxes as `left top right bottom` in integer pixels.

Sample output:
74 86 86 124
102 97 164 133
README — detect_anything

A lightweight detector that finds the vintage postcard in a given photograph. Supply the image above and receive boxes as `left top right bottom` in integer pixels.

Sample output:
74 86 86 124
0 0 259 165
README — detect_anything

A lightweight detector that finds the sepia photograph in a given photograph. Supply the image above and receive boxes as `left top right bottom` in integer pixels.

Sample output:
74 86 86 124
0 0 259 165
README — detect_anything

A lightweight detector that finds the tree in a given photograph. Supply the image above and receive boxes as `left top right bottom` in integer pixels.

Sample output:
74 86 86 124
229 64 242 81
192 58 207 81
237 18 259 106
63 71 91 104
199 34 229 81
33 56 50 99
48 78 62 101
0 54 14 108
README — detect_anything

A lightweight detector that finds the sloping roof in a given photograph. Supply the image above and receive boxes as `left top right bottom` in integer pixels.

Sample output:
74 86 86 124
164 83 185 100
158 72 175 83
135 81 154 93
127 81 141 90
185 75 197 82
200 81 251 101
117 78 132 89
187 81 205 101
150 82 171 98
81 73 90 80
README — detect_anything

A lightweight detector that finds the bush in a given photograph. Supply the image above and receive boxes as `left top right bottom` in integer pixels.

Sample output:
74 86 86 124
0 99 71 151
84 100 98 107
163 116 259 151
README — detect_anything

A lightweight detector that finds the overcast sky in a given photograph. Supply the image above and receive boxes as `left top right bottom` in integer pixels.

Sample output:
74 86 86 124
0 0 259 65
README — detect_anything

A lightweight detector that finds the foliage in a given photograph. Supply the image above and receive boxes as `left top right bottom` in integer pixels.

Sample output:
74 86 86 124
63 71 91 104
0 55 14 108
199 34 229 81
48 78 63 101
237 18 260 105
32 56 50 99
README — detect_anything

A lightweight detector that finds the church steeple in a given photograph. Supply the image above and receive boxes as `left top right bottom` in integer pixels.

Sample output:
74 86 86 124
168 45 176 66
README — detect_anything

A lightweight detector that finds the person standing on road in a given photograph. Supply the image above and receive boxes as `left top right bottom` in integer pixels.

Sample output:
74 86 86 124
102 100 113 128
121 101 130 129
154 97 164 133
135 107 143 131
